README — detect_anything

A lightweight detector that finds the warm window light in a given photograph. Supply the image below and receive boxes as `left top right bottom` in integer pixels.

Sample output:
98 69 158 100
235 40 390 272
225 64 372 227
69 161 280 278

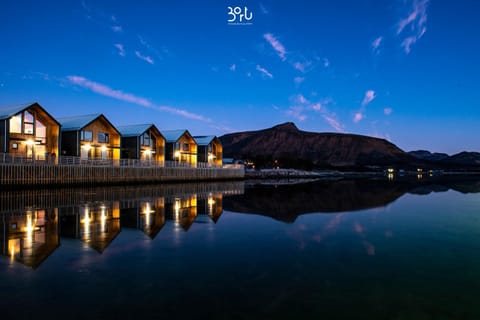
174 151 181 158
82 144 92 151
144 149 151 155
25 139 34 146
101 145 107 152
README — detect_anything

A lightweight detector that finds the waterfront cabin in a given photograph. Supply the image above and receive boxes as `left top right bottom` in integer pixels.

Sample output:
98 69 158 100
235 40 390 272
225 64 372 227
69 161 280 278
162 129 197 167
58 114 120 160
117 124 165 164
193 135 223 166
0 102 60 161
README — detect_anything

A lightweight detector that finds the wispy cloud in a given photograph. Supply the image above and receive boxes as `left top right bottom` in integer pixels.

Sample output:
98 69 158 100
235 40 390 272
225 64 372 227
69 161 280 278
111 25 122 33
114 43 126 57
256 64 273 79
66 75 211 122
354 90 376 123
397 0 429 54
293 61 312 73
229 64 236 71
294 77 305 85
384 107 393 115
285 94 344 132
263 33 287 61
259 3 269 14
361 90 376 107
135 51 154 64
323 58 330 68
372 36 383 54
138 35 165 60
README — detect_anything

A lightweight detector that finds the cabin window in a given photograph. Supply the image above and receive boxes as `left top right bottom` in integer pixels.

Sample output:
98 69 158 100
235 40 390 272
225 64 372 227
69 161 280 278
183 143 189 151
141 132 151 146
36 120 46 144
12 143 18 149
81 130 93 142
9 114 22 133
23 111 34 135
175 142 180 150
98 132 109 143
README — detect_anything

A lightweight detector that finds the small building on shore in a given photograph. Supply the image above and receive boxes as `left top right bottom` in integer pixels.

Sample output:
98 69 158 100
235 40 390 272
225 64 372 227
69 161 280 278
162 129 197 166
0 102 60 161
193 135 223 166
117 124 165 163
58 114 120 160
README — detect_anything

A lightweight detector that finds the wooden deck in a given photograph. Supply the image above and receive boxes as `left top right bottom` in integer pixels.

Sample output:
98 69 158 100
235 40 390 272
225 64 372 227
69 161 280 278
0 163 244 187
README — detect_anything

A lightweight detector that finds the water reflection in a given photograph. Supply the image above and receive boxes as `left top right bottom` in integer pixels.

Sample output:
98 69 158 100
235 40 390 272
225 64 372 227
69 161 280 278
0 182 243 268
224 177 480 222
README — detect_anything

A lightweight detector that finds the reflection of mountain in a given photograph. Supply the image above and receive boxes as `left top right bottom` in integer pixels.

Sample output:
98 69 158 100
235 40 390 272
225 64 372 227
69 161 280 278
223 177 480 223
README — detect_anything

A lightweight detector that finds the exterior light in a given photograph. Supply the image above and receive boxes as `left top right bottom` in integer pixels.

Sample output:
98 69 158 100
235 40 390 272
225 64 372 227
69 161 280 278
82 144 92 151
101 145 107 152
174 151 181 158
25 139 34 146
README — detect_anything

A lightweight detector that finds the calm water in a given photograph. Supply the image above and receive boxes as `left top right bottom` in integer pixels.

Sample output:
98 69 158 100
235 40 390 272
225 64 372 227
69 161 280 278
1 178 480 319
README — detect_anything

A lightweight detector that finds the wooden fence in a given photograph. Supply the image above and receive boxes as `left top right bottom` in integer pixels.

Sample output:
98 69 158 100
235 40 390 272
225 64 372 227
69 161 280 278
0 163 245 187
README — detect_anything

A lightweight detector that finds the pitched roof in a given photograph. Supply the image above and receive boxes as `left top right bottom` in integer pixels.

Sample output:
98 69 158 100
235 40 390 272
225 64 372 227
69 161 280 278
193 135 217 146
0 102 60 126
161 129 189 142
57 114 103 131
117 124 155 137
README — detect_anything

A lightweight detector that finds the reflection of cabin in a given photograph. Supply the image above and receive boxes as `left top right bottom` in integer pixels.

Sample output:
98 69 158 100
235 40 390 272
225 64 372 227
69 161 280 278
58 114 120 160
120 198 166 239
0 102 60 161
117 124 165 163
165 195 197 231
162 130 197 166
193 136 222 166
0 209 59 268
59 202 120 253
197 194 223 223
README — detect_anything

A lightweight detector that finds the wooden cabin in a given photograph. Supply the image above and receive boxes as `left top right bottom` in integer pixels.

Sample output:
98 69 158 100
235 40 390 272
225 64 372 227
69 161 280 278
0 102 60 161
58 114 120 160
162 129 197 167
117 124 165 163
193 135 223 166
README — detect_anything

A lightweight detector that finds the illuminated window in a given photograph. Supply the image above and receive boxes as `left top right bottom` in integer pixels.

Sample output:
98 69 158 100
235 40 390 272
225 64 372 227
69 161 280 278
81 130 93 141
9 114 22 133
183 143 189 151
98 132 109 143
12 143 18 149
36 120 46 143
24 111 34 135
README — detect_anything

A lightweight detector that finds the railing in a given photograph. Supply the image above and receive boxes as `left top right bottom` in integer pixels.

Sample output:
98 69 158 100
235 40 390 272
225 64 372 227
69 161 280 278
0 153 242 169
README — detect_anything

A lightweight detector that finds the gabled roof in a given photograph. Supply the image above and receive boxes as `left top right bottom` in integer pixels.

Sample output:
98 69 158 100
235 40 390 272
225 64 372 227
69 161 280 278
57 114 102 131
162 129 190 143
193 135 219 146
0 102 60 126
57 114 120 135
117 124 157 137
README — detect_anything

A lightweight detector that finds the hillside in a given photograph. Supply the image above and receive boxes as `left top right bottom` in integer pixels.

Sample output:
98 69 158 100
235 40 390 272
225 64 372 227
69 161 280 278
220 122 418 169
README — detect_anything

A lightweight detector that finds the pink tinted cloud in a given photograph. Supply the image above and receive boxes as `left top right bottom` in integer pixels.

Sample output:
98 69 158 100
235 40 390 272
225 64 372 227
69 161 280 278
229 64 236 71
256 64 273 79
111 25 122 33
384 107 393 115
323 115 344 132
114 43 126 57
263 33 287 61
397 0 429 54
361 90 376 107
294 76 305 85
66 75 211 122
135 51 154 64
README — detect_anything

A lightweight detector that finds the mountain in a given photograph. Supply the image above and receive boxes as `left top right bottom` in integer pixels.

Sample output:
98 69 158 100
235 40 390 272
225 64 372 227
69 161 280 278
409 150 480 167
409 150 449 161
220 122 419 169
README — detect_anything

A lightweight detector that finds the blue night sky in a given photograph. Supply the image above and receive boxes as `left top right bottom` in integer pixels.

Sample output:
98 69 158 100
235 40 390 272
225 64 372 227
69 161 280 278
0 0 479 154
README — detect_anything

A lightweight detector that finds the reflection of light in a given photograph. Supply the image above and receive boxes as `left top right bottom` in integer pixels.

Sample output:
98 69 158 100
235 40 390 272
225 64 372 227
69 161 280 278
143 202 155 228
417 174 423 180
100 205 107 233
80 207 91 238
10 245 15 262
174 199 181 221
101 145 107 152
208 195 215 216
387 168 394 173
387 173 394 181
82 144 92 151
417 168 423 173
24 212 34 246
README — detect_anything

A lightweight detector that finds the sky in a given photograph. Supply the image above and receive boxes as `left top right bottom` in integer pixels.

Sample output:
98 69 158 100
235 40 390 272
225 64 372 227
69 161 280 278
0 0 479 154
